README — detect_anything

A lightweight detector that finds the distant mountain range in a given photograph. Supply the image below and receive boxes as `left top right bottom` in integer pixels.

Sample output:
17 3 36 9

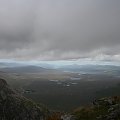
58 64 120 74
0 65 63 74
0 62 120 75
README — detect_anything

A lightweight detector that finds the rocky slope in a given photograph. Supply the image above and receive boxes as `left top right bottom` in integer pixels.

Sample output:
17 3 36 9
73 96 120 120
0 78 48 120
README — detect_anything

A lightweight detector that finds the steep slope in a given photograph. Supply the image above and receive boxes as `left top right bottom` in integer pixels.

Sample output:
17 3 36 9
0 78 48 120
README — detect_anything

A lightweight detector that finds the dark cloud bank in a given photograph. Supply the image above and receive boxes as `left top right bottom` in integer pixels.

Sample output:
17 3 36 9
0 0 120 61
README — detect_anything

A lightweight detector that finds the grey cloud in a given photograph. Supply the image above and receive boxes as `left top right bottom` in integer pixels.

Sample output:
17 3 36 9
0 0 120 60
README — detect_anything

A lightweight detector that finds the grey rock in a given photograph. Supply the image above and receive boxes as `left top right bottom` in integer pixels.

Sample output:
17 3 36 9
0 78 48 120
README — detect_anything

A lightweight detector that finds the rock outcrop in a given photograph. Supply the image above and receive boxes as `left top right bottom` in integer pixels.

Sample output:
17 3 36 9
0 78 48 120
94 96 120 120
73 96 120 120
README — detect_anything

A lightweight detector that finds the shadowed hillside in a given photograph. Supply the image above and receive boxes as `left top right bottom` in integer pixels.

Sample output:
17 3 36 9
0 78 48 120
73 96 120 120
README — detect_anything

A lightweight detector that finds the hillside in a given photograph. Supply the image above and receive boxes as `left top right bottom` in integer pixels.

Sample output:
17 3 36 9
1 77 120 120
0 78 48 120
73 96 120 120
0 66 51 73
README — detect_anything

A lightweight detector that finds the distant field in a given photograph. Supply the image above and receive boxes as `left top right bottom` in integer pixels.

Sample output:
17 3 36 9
5 73 119 111
23 77 120 111
1 67 120 111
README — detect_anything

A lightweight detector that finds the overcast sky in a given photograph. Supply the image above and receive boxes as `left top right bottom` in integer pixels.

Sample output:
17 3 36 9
0 0 120 61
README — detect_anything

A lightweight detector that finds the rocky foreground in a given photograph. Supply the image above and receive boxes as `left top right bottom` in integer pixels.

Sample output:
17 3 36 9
0 78 48 120
73 96 120 120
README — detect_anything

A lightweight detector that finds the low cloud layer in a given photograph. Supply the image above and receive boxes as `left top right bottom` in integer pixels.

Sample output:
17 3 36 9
0 0 120 61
